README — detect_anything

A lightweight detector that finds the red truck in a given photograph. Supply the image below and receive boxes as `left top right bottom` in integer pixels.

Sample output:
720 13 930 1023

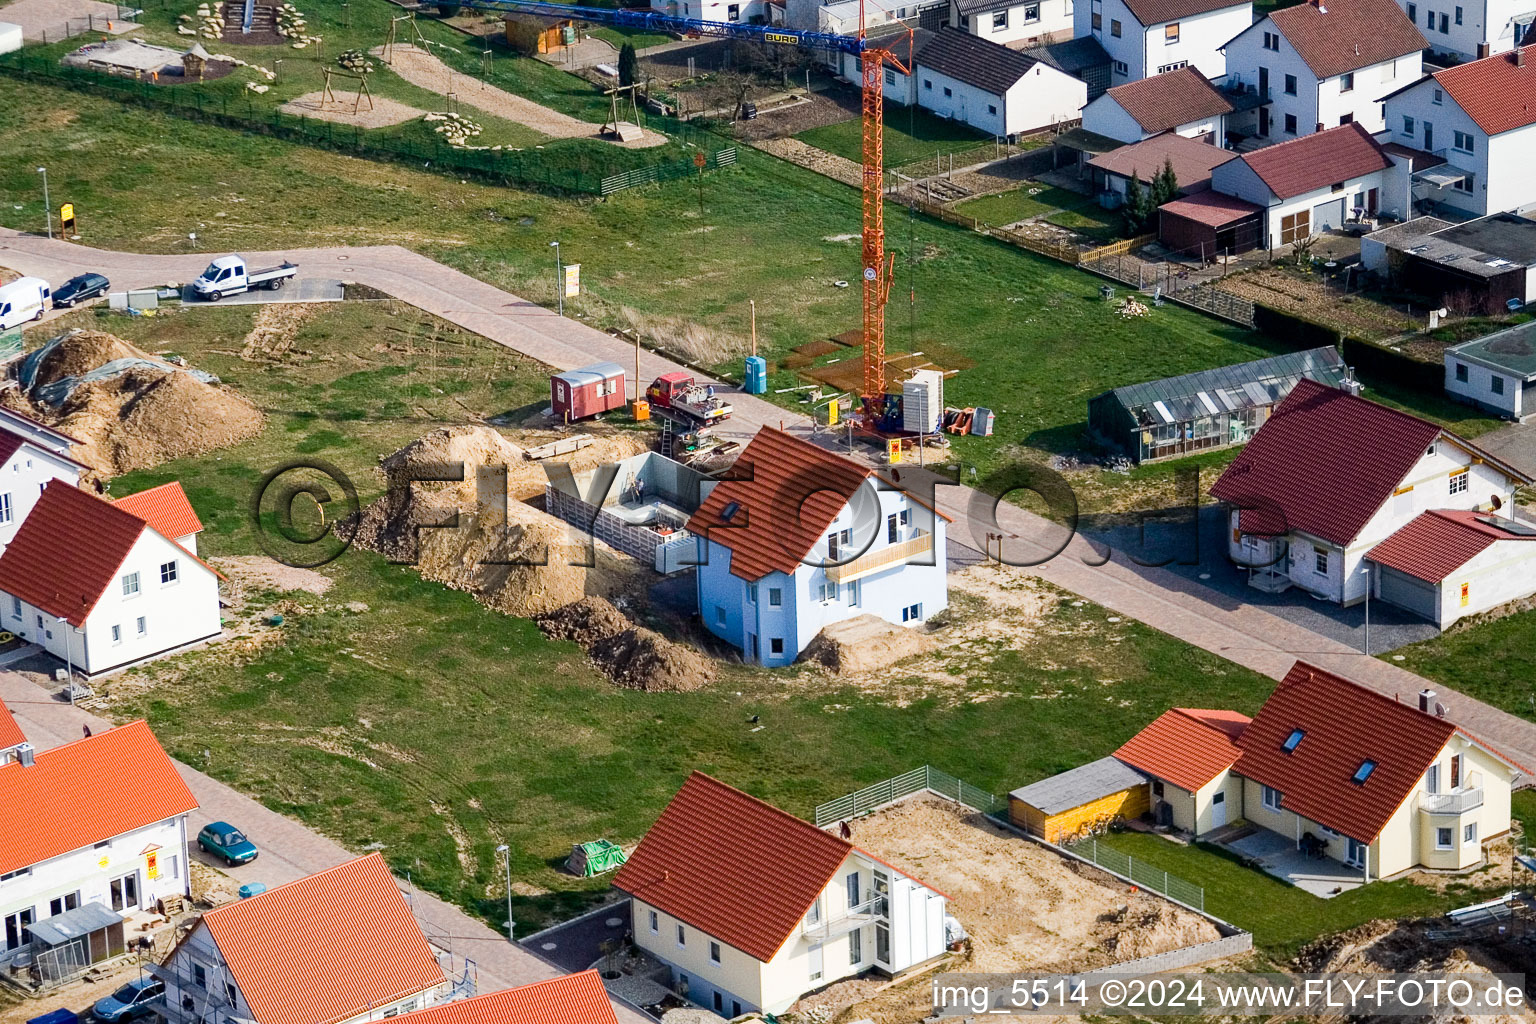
646 371 733 427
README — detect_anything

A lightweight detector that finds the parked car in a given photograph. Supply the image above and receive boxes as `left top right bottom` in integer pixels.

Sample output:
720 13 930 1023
52 273 110 308
92 979 164 1023
0 277 50 330
197 821 258 866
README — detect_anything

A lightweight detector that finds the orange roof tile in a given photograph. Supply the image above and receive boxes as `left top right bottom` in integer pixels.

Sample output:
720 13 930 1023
1430 47 1536 135
113 481 204 540
393 973 618 1024
201 854 445 1024
1263 0 1426 79
0 700 24 750
686 429 873 581
614 772 855 962
0 721 198 876
1114 708 1250 792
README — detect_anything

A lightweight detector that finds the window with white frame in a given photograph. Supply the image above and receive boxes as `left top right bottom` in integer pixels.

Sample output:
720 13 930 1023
1112 59 1129 75
710 941 722 964
1023 1 1039 19
769 587 782 607
902 603 922 622
1436 827 1453 849
122 571 140 598
1262 785 1283 811
849 928 863 964
111 625 121 645
676 924 686 947
747 583 757 604
137 616 147 637
1339 71 1354 92
1157 60 1188 73
1449 469 1467 494
1263 30 1279 49
161 560 179 585
649 910 659 933
992 10 1007 27
1493 375 1506 395
0 493 11 525
9 596 18 620
1164 21 1179 42
820 580 839 603
1465 822 1477 843
1313 545 1329 575
1432 87 1443 104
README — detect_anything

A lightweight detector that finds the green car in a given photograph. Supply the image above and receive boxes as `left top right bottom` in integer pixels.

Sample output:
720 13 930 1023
198 821 258 866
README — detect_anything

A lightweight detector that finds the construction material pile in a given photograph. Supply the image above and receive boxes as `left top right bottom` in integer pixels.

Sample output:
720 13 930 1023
11 329 262 477
336 48 374 73
800 614 932 675
1118 297 1150 319
538 597 715 692
352 426 645 619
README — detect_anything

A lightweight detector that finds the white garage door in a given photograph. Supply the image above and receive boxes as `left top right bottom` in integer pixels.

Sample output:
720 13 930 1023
1377 566 1439 623
1312 197 1347 232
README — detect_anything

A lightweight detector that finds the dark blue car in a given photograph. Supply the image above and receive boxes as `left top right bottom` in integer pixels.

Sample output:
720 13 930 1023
92 978 163 1023
197 821 258 866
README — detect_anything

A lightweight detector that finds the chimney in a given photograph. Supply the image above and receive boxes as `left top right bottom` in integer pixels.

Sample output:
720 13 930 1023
1518 47 1527 67
16 743 34 767
1419 688 1436 713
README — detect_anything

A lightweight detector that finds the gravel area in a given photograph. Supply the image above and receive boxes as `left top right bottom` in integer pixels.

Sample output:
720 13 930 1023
749 136 861 187
373 44 667 148
279 91 428 128
3 0 135 41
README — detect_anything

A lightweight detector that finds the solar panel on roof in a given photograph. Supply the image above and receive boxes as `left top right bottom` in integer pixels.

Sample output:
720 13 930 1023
1479 515 1536 536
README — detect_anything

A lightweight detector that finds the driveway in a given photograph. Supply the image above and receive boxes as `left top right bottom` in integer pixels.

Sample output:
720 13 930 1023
0 670 652 1024
521 899 632 973
5 228 1536 773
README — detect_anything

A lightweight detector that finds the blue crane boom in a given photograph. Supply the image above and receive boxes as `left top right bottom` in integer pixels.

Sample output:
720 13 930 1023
439 0 865 54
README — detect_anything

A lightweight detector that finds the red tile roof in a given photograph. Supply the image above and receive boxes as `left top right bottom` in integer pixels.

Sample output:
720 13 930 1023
1101 68 1235 134
0 407 83 448
1089 131 1239 191
0 424 87 471
113 481 204 540
1234 663 1462 842
1121 0 1249 26
614 772 855 962
0 481 223 625
0 701 23 750
200 854 445 1024
1209 378 1445 545
1235 122 1392 200
0 720 198 876
1430 47 1536 135
1159 189 1265 227
686 428 872 581
1367 508 1536 582
1114 708 1251 791
1264 0 1426 79
394 973 618 1024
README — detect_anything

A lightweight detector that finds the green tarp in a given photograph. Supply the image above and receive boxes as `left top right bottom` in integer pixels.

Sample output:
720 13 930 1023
566 839 627 877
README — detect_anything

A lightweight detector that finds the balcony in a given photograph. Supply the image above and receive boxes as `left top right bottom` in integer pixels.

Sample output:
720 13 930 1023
802 897 886 941
1421 787 1484 815
825 532 932 584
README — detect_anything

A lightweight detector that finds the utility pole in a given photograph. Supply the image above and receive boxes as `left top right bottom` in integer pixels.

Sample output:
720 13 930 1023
37 167 51 240
497 844 514 942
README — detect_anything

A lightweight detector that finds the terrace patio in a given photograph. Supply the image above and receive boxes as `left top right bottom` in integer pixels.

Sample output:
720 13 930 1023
1220 828 1365 899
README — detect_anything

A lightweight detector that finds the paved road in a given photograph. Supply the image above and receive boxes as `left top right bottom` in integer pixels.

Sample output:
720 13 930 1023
4 229 1535 766
0 671 649 1024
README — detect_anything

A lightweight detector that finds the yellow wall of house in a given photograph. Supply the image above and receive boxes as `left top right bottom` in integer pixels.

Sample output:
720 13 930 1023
1012 785 1150 844
1193 772 1243 835
630 897 767 1010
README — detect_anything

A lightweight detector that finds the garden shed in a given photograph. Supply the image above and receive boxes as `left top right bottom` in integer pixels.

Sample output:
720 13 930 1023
551 361 626 422
1088 346 1349 464
1008 757 1149 843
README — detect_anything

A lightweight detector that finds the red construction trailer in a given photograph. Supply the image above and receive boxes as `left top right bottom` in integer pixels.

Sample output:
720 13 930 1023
551 361 626 421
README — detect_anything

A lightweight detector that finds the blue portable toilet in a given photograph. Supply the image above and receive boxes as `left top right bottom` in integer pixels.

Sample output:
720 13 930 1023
743 355 767 395
238 882 268 900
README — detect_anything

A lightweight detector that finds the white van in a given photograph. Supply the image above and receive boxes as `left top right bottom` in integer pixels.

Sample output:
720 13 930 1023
0 277 51 330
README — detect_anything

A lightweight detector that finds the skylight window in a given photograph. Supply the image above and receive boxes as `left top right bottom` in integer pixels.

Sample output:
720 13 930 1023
1282 728 1305 753
1353 760 1377 784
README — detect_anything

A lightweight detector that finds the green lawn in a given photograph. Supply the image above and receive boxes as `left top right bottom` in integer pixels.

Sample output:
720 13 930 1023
1383 611 1536 724
587 25 675 51
953 183 1097 228
1094 831 1515 959
32 300 1283 936
795 101 993 168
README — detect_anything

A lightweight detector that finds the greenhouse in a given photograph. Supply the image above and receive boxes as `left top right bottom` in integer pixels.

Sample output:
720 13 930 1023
1088 346 1349 464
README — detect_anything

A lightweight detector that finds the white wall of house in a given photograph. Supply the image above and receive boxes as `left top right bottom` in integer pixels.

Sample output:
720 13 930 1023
1382 79 1536 218
1079 0 1250 81
0 815 190 955
652 0 768 22
0 447 80 554
1401 0 1536 60
1445 351 1530 418
1 530 222 675
1081 93 1148 141
1427 537 1536 624
1211 159 1391 247
915 61 1086 134
953 0 1074 43
0 413 73 458
697 483 947 667
631 853 947 1015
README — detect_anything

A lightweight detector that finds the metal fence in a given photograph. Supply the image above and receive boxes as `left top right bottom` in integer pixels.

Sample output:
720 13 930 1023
1065 837 1205 913
0 50 735 197
600 146 736 196
813 765 1006 827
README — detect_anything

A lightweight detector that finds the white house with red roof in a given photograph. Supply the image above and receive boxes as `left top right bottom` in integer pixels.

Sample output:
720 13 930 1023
1049 663 1526 888
1365 509 1536 625
614 772 951 1016
391 971 618 1024
1080 67 1236 144
0 480 223 676
687 428 948 667
1390 0 1536 61
1382 46 1536 218
1209 378 1532 612
0 422 84 555
153 854 453 1024
0 721 197 970
1075 0 1252 82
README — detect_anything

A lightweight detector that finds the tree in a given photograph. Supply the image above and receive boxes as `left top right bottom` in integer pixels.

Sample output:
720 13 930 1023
1151 158 1179 208
618 43 638 88
435 3 462 15
1123 169 1153 236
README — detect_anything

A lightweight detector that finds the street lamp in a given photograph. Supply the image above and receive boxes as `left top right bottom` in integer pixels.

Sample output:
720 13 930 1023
273 58 284 84
36 167 51 240
496 844 514 942
57 616 72 690
550 240 562 317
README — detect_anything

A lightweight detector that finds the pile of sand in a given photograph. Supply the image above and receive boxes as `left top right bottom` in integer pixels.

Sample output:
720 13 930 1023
353 426 644 619
539 597 715 692
799 613 934 674
17 329 263 477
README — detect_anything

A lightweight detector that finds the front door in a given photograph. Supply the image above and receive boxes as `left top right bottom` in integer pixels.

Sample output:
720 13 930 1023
1345 838 1367 868
1211 790 1227 827
1258 105 1270 137
1423 121 1434 151
875 922 891 965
